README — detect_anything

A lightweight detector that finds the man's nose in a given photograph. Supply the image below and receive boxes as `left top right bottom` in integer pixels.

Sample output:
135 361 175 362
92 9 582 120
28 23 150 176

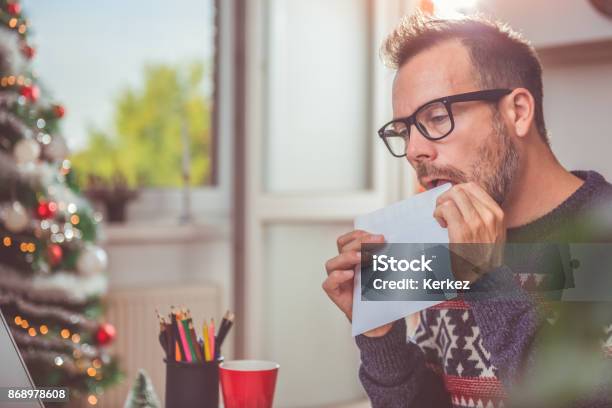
406 125 437 163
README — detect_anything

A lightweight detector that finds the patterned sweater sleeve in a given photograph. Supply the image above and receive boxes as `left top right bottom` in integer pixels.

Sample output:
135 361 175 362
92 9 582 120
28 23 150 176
466 265 612 407
355 318 452 407
464 265 542 389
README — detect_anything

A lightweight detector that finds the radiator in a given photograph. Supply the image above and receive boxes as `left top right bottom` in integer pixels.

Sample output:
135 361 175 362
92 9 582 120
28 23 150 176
99 284 221 408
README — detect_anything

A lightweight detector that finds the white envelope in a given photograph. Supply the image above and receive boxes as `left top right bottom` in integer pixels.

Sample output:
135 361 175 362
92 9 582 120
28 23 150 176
352 183 451 336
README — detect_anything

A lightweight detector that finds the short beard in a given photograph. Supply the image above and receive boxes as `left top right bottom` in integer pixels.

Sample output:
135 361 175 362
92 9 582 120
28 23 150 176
471 110 520 205
414 110 520 205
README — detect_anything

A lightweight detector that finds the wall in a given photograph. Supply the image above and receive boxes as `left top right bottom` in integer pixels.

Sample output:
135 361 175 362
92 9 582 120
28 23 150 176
543 54 612 179
480 0 612 48
478 0 612 178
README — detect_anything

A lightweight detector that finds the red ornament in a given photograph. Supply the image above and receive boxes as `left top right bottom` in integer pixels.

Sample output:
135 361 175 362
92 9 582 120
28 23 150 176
7 2 21 15
21 44 35 59
37 201 57 219
53 104 65 118
96 323 116 345
20 85 40 102
47 244 63 266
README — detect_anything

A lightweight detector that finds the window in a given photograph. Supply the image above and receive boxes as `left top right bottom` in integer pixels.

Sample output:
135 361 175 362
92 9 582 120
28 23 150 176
26 0 231 222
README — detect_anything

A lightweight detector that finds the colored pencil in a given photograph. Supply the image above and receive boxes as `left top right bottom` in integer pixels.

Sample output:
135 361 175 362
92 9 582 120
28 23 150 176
156 307 235 362
182 317 197 362
187 318 203 361
216 310 234 355
203 321 211 361
176 312 192 362
175 341 182 361
170 307 187 361
209 318 215 361
155 309 169 356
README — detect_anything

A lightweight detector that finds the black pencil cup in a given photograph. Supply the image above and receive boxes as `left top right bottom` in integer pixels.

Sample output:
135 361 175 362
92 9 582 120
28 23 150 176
165 357 223 408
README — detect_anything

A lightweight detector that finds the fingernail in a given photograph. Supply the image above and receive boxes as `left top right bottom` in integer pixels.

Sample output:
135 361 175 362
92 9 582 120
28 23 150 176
356 251 361 258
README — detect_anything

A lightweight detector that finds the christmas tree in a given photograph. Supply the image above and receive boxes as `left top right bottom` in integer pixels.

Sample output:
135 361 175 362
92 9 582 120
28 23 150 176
123 370 160 408
0 1 121 405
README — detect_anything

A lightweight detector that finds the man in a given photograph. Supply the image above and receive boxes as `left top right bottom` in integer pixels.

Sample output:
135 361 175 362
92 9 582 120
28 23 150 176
323 12 612 408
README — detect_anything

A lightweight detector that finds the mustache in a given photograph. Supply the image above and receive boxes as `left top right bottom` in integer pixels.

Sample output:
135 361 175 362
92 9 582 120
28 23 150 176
414 162 468 184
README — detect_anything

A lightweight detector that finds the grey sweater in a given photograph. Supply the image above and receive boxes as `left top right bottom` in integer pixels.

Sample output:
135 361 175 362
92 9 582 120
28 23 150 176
355 170 612 407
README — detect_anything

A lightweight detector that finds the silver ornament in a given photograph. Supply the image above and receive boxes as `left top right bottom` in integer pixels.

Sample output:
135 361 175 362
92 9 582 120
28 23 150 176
76 244 108 276
3 201 29 232
13 138 41 165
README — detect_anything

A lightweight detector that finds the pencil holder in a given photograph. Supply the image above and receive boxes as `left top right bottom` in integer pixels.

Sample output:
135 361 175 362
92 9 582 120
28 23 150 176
164 357 223 408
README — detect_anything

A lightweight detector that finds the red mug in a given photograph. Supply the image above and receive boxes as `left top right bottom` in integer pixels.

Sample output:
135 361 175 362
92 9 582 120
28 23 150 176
219 360 280 408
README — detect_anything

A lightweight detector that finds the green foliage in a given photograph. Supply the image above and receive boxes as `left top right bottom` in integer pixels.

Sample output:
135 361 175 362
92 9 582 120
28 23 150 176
76 207 98 242
71 62 212 188
64 167 81 193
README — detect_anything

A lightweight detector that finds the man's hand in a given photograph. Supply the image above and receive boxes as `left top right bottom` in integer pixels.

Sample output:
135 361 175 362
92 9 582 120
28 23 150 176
433 182 506 283
323 230 393 337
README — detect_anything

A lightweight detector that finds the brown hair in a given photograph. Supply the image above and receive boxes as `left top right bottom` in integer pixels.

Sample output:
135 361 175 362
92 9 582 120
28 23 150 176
382 11 548 142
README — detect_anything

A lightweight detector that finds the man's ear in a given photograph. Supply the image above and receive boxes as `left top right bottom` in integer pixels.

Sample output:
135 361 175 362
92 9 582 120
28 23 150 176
502 88 535 138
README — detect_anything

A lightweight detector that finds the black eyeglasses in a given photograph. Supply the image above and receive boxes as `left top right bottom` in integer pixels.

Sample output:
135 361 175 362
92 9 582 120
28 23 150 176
378 88 513 158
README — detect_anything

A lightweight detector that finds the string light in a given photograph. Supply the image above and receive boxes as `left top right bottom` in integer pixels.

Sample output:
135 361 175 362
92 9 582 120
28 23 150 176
8 18 17 28
60 329 70 339
87 395 98 405
40 133 51 144
76 359 86 370
71 333 81 343
14 316 22 325
64 228 74 241
39 325 48 334
0 75 30 88
20 319 28 329
18 24 26 34
3 236 11 246
54 356 64 366
92 359 102 369
28 327 36 336
87 367 97 377
18 242 36 253
70 214 80 225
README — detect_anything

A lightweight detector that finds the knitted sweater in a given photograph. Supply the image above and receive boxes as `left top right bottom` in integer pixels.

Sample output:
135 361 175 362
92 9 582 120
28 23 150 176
355 170 612 408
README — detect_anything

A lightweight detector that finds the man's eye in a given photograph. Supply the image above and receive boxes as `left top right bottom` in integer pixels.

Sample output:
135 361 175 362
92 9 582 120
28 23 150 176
385 128 407 138
430 114 449 123
397 128 409 137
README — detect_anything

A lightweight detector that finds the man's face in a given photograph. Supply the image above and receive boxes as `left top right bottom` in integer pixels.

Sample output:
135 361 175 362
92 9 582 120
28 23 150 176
392 40 519 204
